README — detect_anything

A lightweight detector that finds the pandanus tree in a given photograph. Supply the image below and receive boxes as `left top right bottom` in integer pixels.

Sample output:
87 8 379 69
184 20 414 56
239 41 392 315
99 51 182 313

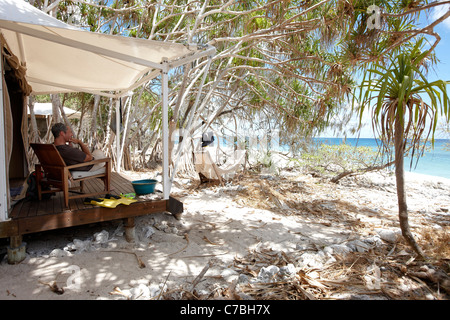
356 39 450 257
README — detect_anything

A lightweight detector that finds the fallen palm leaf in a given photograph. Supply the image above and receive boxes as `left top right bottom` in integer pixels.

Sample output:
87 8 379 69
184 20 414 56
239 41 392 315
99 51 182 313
293 282 317 300
109 286 131 299
105 250 146 268
407 265 450 294
180 250 230 259
202 235 223 245
168 233 190 256
39 280 64 295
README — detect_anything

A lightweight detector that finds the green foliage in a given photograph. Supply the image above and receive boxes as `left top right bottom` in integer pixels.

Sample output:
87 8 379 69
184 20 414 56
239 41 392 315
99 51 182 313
356 38 450 162
31 1 450 167
296 142 385 179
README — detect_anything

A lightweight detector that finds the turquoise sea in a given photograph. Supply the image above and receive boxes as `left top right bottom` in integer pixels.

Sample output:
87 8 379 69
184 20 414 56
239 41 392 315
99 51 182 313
314 138 450 179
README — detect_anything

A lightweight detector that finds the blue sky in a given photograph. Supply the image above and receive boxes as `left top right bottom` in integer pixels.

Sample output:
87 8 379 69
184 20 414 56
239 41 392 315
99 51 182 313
321 4 450 139
423 3 450 82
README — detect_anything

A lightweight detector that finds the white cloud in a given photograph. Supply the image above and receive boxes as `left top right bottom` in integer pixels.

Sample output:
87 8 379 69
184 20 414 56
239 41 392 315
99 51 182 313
432 1 450 29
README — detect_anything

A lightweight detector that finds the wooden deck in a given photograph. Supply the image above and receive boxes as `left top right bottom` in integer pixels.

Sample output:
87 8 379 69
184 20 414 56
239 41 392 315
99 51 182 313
0 172 183 239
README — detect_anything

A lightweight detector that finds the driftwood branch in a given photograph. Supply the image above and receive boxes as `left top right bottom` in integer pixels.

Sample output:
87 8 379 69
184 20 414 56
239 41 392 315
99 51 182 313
190 258 216 292
408 265 450 294
330 161 395 183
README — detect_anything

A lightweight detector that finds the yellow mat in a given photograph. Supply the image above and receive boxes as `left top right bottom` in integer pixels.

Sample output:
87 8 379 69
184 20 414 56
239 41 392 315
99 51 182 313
84 194 137 208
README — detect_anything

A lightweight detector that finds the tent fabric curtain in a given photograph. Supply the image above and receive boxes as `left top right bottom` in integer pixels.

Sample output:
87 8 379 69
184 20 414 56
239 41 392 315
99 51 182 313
0 33 31 95
2 31 31 214
22 96 29 173
2 61 12 211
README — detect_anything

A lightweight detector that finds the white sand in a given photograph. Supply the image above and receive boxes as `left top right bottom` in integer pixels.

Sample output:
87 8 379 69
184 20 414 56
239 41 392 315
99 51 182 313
0 168 448 300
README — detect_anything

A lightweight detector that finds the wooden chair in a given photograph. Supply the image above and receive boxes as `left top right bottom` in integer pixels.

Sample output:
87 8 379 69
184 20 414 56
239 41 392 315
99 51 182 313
30 143 111 207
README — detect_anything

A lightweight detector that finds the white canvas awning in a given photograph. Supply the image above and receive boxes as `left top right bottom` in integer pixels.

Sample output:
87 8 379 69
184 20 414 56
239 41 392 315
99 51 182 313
0 0 215 97
0 0 215 221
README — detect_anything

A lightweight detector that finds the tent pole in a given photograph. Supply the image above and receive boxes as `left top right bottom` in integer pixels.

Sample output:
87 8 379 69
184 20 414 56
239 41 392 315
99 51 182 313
0 50 8 221
115 98 121 172
162 61 170 200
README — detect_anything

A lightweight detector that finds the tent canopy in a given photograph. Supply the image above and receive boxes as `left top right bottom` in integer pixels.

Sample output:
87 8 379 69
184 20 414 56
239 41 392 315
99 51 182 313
0 0 214 98
0 0 215 211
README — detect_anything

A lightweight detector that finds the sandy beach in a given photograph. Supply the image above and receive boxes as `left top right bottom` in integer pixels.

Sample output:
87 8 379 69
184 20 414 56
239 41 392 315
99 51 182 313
0 164 448 300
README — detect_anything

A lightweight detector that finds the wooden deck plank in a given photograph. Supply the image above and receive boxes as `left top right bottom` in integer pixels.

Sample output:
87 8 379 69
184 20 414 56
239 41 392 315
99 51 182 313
1 172 183 239
13 199 26 219
35 197 51 216
16 199 168 235
17 198 33 218
111 172 135 195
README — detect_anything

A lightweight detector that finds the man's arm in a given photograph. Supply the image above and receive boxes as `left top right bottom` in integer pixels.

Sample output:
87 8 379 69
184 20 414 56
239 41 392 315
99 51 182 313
70 138 93 162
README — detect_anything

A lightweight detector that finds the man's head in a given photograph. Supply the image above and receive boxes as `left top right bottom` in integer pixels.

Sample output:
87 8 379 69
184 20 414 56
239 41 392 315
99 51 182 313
51 122 67 138
51 122 73 142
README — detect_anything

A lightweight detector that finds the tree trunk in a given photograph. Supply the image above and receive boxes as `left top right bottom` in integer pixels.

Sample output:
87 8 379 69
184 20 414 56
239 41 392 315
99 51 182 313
57 94 72 134
394 113 425 258
27 96 41 143
104 98 114 156
89 94 100 147
51 94 62 124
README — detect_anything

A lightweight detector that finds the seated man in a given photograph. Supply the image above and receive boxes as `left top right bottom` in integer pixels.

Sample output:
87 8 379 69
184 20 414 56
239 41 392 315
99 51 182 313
51 122 105 172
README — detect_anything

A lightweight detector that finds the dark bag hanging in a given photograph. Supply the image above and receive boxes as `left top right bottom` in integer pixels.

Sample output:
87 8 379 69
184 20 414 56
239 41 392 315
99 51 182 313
26 171 52 200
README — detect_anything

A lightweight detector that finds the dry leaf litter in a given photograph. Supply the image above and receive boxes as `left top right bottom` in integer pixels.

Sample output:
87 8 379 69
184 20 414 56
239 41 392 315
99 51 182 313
0 167 448 300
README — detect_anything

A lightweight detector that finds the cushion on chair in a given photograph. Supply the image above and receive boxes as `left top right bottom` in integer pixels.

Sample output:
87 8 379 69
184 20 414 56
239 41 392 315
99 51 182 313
71 167 106 179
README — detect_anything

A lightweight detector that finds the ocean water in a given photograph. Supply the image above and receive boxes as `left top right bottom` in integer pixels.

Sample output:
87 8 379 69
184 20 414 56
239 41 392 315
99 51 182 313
314 138 450 179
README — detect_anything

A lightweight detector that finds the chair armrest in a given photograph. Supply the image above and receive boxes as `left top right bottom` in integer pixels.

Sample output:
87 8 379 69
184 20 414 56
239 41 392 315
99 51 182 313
36 163 65 170
66 157 111 170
